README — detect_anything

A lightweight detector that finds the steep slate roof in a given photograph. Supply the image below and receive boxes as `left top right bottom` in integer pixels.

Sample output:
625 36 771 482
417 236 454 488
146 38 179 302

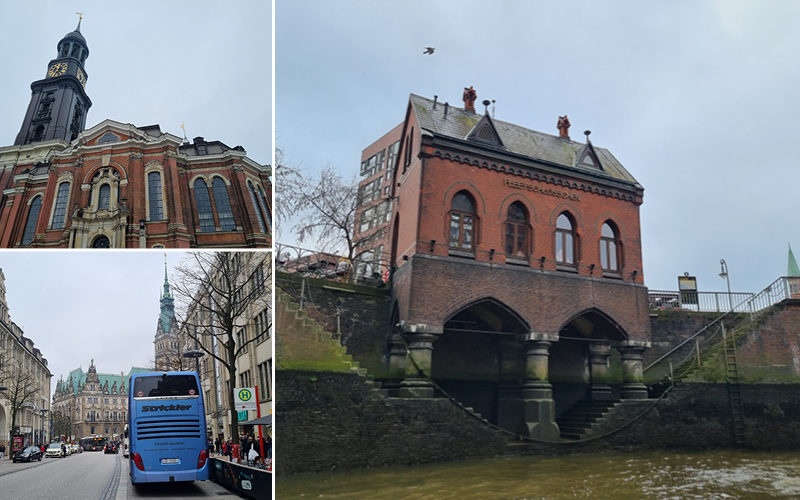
409 94 641 188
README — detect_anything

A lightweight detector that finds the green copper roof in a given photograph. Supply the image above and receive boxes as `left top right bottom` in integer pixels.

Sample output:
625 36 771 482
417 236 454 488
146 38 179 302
789 245 800 277
56 366 150 395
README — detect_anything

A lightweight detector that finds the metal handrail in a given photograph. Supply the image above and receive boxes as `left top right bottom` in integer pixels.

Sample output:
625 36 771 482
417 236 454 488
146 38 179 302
275 242 392 288
644 276 793 373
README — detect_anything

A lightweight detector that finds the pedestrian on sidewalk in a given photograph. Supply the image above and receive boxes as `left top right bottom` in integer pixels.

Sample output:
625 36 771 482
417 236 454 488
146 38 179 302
0 443 5 459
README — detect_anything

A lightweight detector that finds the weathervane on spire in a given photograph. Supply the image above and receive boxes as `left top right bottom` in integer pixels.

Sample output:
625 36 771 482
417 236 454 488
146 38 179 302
75 12 83 31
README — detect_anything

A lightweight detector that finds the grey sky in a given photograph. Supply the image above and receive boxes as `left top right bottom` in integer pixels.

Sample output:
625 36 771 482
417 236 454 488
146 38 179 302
2 0 272 167
276 0 800 295
1 251 195 397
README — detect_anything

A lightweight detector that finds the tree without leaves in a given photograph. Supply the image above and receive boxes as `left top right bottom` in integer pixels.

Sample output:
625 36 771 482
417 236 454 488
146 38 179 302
170 252 271 447
278 154 383 262
0 354 42 447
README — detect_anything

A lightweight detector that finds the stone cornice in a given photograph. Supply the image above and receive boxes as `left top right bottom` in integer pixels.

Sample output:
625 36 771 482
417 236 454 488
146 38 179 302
428 141 643 205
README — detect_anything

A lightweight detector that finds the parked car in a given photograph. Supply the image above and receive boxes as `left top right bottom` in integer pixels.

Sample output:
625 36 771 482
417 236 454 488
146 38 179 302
13 446 43 463
70 444 80 454
45 443 64 458
104 443 117 454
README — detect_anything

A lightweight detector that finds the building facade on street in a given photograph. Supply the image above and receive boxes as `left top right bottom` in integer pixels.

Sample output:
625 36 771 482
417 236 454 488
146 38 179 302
0 21 272 249
0 269 52 448
354 88 652 439
176 253 272 443
52 362 149 441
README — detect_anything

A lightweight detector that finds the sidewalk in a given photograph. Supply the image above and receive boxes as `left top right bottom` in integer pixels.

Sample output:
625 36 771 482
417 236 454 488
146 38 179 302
0 454 56 477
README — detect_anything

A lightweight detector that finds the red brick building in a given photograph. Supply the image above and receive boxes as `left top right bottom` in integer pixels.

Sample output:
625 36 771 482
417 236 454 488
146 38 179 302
0 22 271 249
356 88 652 439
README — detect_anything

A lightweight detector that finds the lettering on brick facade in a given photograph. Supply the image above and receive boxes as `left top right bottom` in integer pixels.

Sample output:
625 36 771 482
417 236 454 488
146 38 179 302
503 178 580 201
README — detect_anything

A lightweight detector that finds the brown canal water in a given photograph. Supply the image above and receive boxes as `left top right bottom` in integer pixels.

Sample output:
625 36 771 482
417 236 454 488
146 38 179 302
275 450 800 499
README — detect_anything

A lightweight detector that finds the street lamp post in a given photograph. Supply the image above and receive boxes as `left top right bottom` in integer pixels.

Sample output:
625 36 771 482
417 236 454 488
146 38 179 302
183 348 205 375
720 259 732 311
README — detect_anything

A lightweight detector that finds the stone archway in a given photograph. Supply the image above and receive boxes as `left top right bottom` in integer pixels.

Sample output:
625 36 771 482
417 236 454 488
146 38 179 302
551 309 628 414
430 298 529 425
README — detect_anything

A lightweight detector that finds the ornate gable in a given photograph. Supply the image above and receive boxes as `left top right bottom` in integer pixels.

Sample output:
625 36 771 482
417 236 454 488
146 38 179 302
465 113 504 149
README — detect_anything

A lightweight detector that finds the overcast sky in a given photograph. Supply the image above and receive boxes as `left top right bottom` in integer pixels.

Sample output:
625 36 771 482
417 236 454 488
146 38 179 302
1 0 272 167
276 0 800 295
0 251 198 396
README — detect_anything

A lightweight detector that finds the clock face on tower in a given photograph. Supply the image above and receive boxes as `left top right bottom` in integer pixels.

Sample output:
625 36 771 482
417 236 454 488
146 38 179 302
48 62 68 77
76 69 87 88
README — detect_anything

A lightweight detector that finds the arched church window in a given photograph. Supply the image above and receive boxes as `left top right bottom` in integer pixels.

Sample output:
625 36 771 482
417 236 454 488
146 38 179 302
92 236 110 248
505 201 528 259
52 182 70 229
212 177 236 232
247 181 267 233
32 126 44 142
21 197 43 246
449 191 475 250
194 179 215 232
600 221 621 272
147 172 164 220
98 184 110 210
555 213 577 266
256 185 271 233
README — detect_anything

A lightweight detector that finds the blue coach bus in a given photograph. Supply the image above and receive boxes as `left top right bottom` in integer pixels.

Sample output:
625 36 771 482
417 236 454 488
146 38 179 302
128 371 209 483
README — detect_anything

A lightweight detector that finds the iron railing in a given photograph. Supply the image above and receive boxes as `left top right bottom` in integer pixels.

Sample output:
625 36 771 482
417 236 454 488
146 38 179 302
648 290 755 313
644 276 796 377
275 242 391 288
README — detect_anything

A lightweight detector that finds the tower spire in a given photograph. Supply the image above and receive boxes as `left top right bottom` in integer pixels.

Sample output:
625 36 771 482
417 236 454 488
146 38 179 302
788 244 800 277
75 12 83 32
162 253 172 299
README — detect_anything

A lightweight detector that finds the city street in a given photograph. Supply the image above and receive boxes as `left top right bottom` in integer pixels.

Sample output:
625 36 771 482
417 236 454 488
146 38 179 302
0 451 238 499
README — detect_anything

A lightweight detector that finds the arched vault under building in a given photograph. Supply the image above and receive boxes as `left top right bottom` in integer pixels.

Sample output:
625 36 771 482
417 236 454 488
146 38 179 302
430 298 529 425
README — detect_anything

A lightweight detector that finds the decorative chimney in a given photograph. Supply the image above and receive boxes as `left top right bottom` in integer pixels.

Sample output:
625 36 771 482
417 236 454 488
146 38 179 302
557 115 571 139
462 86 477 113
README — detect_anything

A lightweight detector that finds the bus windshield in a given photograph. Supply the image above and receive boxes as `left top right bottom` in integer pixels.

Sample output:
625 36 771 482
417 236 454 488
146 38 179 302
133 374 199 398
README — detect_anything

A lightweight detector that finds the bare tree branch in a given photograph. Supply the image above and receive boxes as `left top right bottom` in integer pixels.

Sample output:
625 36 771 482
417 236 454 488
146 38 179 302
170 252 271 446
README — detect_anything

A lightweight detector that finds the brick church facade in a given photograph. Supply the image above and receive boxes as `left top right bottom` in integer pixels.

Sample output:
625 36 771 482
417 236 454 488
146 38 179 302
355 87 652 439
0 21 272 249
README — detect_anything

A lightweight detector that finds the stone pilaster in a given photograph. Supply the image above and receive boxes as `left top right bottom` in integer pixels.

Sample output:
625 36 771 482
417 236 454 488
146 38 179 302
617 340 651 399
589 343 613 400
519 332 560 440
384 333 407 395
398 324 442 398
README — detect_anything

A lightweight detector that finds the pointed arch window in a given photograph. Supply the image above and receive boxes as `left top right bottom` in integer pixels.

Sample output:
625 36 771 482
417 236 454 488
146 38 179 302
194 179 215 233
52 182 70 229
98 184 111 210
555 213 576 266
600 222 621 273
21 197 43 246
147 172 164 221
248 181 267 233
505 202 528 259
449 191 475 251
212 177 236 232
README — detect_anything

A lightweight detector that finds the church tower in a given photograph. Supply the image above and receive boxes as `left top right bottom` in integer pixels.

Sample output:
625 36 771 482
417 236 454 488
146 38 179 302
14 17 92 146
154 256 178 370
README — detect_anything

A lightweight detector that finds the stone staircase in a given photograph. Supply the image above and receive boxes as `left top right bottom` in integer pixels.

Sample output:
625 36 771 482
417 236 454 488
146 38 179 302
276 286 388 396
647 314 765 399
556 399 621 440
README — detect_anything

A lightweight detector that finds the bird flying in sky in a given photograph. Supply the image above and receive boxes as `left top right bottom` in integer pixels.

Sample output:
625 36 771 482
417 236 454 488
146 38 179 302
423 47 435 55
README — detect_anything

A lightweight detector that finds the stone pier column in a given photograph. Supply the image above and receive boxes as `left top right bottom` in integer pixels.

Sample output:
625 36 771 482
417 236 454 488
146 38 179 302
617 340 651 399
384 333 407 395
519 332 560 440
398 324 442 398
589 343 613 400
496 340 525 433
